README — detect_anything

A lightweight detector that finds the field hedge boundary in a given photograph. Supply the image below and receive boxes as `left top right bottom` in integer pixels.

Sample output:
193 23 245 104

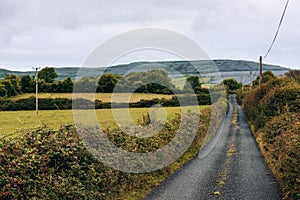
0 94 211 111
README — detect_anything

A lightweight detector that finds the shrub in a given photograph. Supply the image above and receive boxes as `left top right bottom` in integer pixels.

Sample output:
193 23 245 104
0 84 7 97
0 126 108 199
223 78 241 92
0 93 211 111
257 113 300 199
240 76 300 198
260 82 300 116
242 77 299 129
0 108 212 199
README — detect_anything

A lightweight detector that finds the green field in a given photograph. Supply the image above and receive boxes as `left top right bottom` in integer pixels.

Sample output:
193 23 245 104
0 106 208 136
1 92 208 136
8 93 173 103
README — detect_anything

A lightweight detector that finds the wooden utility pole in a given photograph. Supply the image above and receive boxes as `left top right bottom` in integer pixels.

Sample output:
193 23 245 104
259 56 263 90
249 70 252 91
240 76 243 92
33 67 40 117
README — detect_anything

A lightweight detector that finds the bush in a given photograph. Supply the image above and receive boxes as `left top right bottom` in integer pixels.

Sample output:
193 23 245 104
223 78 241 92
257 113 300 199
0 93 211 111
0 84 7 97
242 77 299 129
240 76 300 198
260 83 300 116
0 109 212 199
0 126 107 199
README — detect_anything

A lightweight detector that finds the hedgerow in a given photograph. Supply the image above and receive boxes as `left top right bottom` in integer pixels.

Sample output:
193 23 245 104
0 94 211 111
238 75 300 199
0 109 212 199
256 112 300 199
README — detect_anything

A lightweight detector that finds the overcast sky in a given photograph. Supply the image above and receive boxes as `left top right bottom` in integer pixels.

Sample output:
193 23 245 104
0 0 299 71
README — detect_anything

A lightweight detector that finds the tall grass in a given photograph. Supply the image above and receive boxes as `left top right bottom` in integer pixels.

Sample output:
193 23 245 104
0 106 208 136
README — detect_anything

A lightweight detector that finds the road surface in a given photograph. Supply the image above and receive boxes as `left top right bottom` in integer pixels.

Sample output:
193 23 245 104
146 95 281 200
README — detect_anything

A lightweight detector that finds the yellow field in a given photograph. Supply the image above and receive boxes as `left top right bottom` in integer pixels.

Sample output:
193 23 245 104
8 93 173 103
0 106 209 136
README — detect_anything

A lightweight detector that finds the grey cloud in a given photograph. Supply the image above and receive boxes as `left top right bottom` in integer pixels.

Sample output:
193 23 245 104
0 0 299 70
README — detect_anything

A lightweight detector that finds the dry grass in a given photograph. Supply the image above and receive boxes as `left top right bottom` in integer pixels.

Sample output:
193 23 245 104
0 106 208 136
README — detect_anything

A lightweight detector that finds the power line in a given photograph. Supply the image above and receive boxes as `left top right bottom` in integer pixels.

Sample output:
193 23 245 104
242 1 290 87
264 0 290 59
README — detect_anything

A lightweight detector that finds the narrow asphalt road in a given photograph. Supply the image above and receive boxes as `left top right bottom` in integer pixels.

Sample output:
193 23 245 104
146 95 281 200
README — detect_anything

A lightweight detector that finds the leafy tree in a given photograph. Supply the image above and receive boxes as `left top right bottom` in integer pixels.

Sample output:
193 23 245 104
4 74 19 93
2 80 16 97
38 79 52 93
141 70 174 88
20 75 35 93
97 74 121 93
38 67 58 83
0 84 7 97
253 70 275 86
223 78 242 91
51 81 62 93
75 70 176 94
1 75 19 97
61 78 73 93
184 76 200 90
122 70 175 94
74 77 98 93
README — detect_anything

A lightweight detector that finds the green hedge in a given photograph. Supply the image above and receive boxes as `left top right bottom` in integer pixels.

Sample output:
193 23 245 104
0 94 211 111
238 76 300 199
256 112 300 199
0 109 211 199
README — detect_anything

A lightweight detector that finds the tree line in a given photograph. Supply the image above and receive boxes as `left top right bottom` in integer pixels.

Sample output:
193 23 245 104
0 67 209 97
0 67 73 97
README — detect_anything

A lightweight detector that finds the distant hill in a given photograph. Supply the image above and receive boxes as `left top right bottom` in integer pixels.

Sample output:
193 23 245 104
106 59 287 73
0 59 288 84
0 68 34 78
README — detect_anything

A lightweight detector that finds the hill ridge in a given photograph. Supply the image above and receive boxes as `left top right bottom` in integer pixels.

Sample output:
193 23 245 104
0 59 288 82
